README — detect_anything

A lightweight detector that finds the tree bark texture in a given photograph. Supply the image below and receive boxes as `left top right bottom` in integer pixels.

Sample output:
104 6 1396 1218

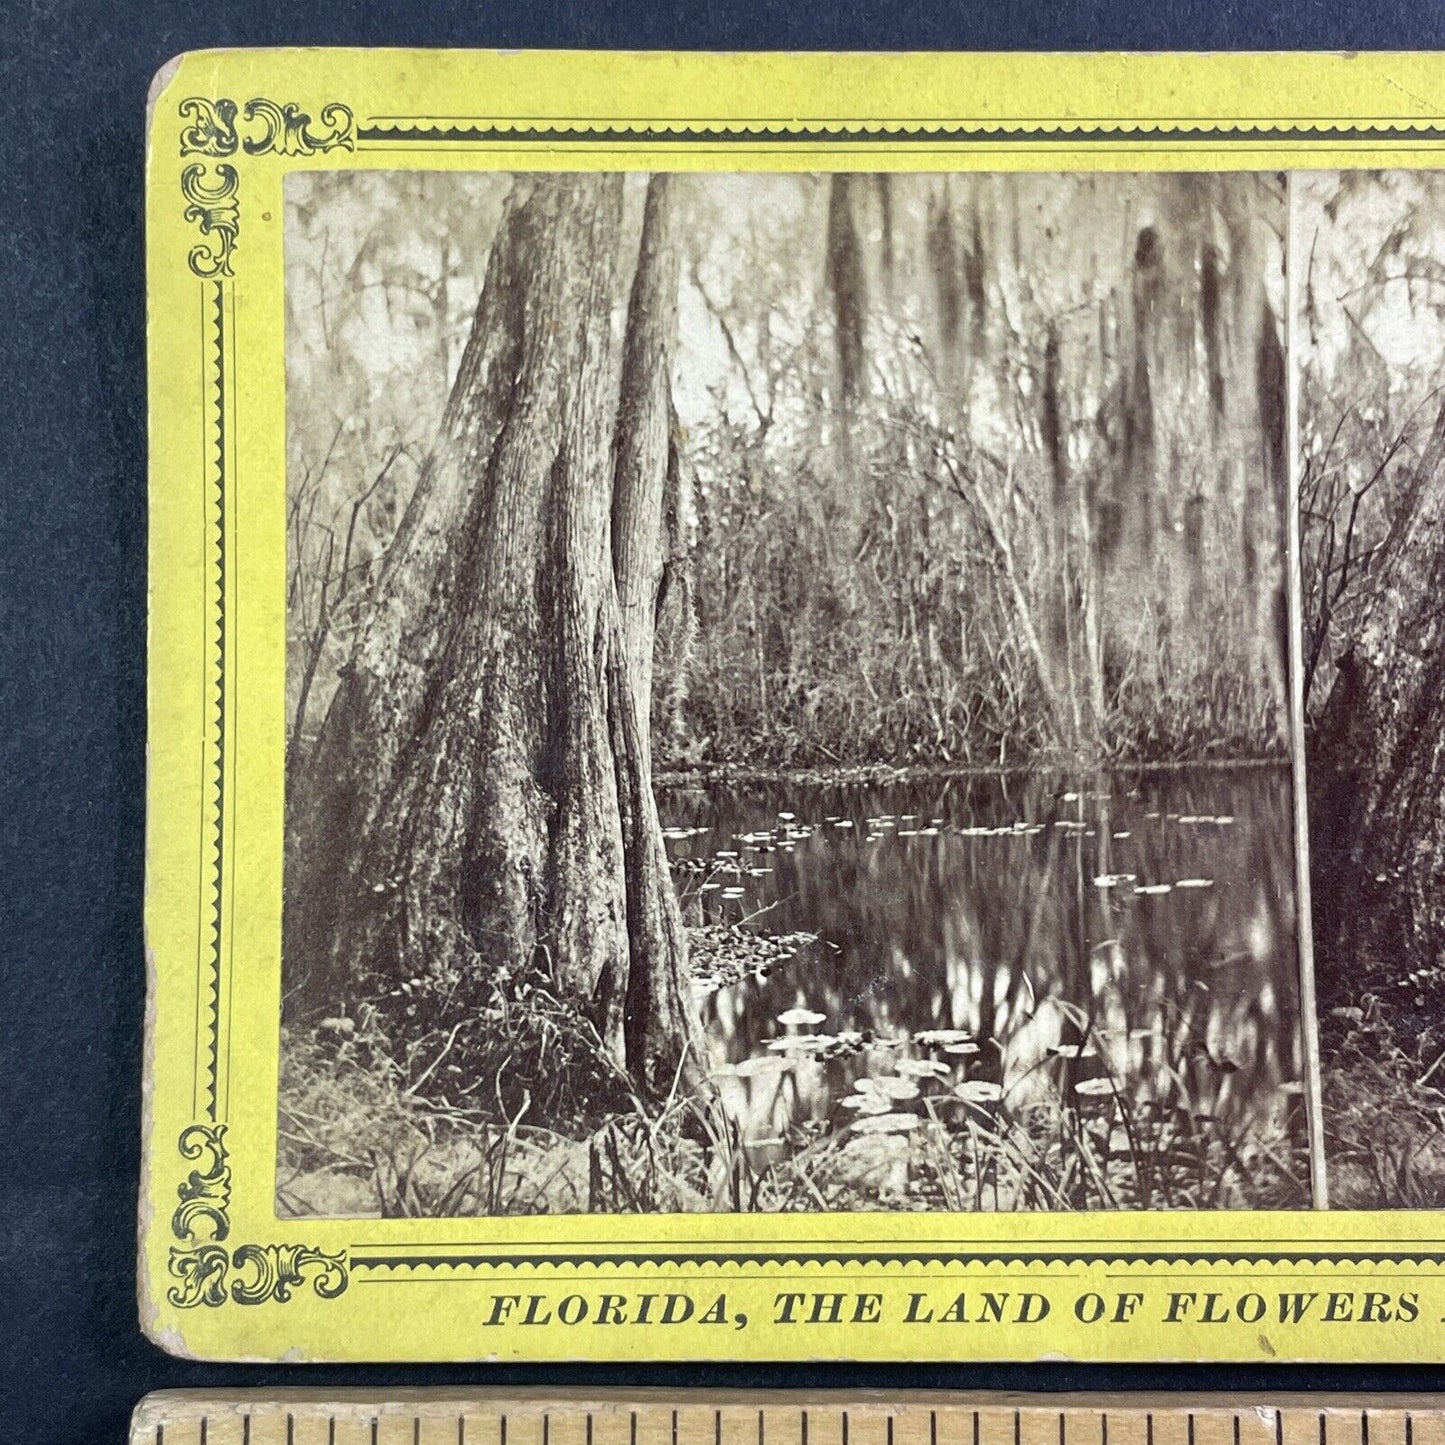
284 174 700 1098
1309 395 1445 989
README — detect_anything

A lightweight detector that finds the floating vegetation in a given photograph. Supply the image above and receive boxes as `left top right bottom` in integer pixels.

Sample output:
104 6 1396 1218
894 1058 952 1079
723 1054 795 1078
777 1006 827 1027
856 1075 921 1102
913 1029 973 1047
838 1092 890 1115
641 771 1306 1212
851 1112 922 1134
767 1033 834 1053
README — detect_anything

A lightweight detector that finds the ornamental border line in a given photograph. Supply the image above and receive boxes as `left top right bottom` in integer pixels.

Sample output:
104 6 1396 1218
162 89 1445 1314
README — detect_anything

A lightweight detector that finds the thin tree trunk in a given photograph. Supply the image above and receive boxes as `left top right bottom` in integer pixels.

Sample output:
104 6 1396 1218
608 175 701 1096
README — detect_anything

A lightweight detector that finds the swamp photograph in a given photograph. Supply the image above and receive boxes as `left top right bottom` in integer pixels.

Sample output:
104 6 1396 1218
1300 171 1445 1208
278 169 1313 1217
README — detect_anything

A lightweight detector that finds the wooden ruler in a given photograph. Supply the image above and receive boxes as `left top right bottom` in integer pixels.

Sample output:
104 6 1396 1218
131 1393 1445 1445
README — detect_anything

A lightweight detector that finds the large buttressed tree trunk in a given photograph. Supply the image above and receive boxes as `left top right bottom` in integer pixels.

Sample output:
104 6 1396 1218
284 173 701 1099
1310 396 1445 990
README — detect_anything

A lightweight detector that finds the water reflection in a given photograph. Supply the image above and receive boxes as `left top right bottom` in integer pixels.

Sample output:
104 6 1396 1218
661 766 1309 1210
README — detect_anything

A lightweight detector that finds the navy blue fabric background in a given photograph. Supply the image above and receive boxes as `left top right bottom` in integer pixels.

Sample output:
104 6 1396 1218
7 5 1445 1442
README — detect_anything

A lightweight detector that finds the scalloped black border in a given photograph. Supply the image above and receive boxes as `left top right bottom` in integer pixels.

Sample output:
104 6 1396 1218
348 1249 1445 1271
356 120 1445 145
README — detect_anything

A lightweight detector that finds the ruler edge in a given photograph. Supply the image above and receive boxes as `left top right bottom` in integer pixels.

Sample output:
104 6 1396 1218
131 1390 1445 1431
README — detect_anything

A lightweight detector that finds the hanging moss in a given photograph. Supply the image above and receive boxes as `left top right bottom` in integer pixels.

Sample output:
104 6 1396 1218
873 174 895 281
1041 321 1066 507
927 189 962 367
826 175 866 406
1200 241 1226 425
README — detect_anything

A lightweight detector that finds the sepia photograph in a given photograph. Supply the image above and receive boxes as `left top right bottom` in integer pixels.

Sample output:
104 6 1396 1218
1299 171 1445 1208
277 168 1311 1217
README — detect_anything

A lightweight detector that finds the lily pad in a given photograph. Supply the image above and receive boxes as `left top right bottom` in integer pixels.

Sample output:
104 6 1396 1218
1049 1043 1098 1059
839 1093 890 1115
953 1080 1004 1103
894 1058 951 1079
850 1112 922 1134
777 1007 827 1027
767 1033 835 1053
1073 1077 1115 1097
856 1075 920 1101
728 1055 795 1078
913 1028 974 1046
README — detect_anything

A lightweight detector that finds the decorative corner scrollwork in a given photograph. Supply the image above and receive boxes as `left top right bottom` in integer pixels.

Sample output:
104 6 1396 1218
168 1123 348 1308
172 1122 232 1242
179 97 240 157
177 96 353 278
168 1240 350 1308
240 98 356 156
179 94 354 159
181 163 239 278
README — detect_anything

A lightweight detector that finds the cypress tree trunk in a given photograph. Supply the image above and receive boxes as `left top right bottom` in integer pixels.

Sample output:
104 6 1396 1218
1310 396 1445 990
284 173 700 1098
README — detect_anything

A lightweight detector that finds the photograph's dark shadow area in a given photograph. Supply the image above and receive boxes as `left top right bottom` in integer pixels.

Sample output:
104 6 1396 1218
12 4 1445 1445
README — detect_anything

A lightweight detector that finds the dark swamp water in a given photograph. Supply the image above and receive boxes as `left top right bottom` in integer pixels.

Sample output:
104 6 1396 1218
659 766 1311 1210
